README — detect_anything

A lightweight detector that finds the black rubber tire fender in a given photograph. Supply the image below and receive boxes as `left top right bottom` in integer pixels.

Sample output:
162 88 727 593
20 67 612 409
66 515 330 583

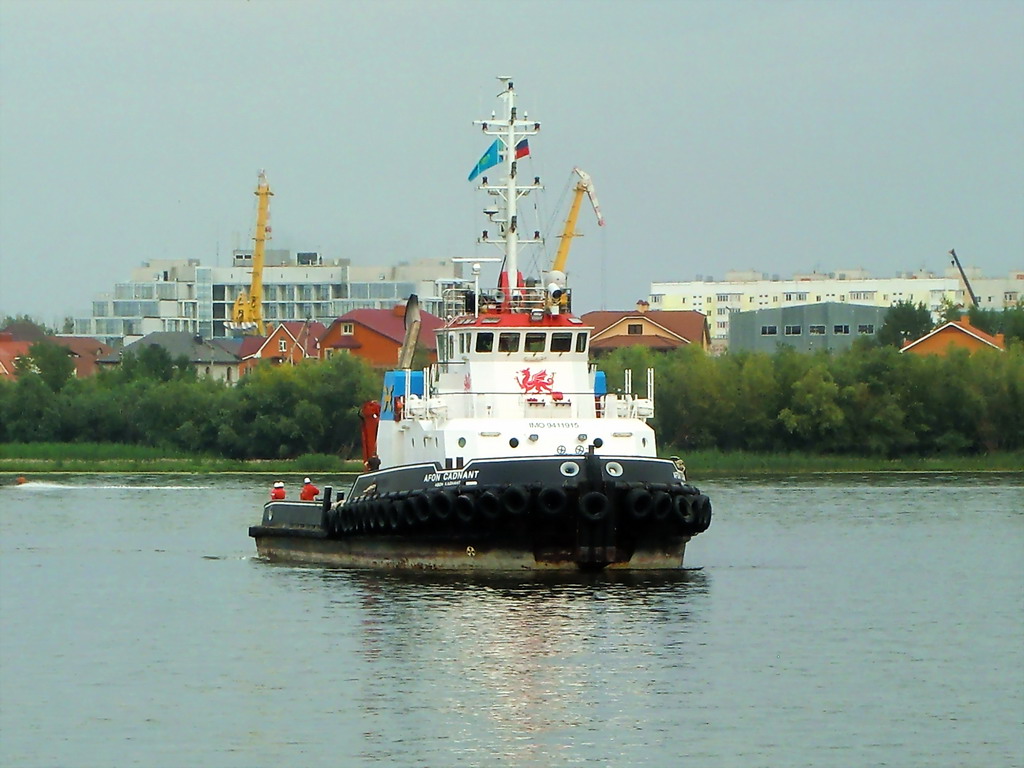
429 490 454 521
477 489 502 520
579 491 610 522
625 488 653 520
673 493 696 530
537 486 567 516
454 493 476 524
411 493 432 523
501 485 530 516
652 491 672 521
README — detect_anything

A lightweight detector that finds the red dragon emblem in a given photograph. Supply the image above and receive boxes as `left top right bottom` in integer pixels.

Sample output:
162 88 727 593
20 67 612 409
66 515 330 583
516 368 554 394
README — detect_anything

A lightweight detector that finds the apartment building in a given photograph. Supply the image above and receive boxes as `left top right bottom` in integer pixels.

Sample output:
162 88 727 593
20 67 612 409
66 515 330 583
651 267 1023 351
72 251 461 346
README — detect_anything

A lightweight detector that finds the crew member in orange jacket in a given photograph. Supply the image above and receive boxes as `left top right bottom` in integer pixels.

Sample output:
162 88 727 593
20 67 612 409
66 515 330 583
300 477 320 501
270 481 286 500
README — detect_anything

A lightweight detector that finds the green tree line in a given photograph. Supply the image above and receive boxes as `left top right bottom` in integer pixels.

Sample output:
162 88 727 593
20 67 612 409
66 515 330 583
601 342 1023 456
0 344 379 459
1 329 1021 460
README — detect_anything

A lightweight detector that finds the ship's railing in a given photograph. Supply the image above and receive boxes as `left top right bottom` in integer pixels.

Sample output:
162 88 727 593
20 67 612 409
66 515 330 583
440 282 573 319
402 389 651 421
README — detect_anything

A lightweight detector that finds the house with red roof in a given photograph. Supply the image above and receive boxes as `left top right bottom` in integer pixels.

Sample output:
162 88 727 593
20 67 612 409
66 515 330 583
0 331 112 380
0 333 33 380
580 302 711 355
240 321 327 375
901 316 1007 356
320 304 444 367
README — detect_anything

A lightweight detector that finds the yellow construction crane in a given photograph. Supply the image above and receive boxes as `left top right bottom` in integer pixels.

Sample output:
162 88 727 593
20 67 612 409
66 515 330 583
546 168 603 310
227 171 273 334
551 167 604 275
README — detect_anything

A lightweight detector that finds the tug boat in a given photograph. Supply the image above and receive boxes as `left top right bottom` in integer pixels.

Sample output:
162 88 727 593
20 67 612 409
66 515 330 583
249 77 712 570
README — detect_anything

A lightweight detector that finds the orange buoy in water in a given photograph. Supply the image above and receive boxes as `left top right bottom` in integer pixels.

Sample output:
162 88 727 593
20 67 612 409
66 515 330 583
16 476 27 485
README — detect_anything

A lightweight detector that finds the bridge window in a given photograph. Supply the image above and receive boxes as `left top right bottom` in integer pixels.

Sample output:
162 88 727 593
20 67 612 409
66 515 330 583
525 332 546 352
551 332 573 352
475 332 494 352
575 332 588 353
498 332 520 353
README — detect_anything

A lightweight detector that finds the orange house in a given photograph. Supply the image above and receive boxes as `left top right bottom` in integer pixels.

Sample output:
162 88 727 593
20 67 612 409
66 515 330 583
901 317 1006 356
581 302 711 355
320 305 444 367
239 321 326 375
0 333 32 380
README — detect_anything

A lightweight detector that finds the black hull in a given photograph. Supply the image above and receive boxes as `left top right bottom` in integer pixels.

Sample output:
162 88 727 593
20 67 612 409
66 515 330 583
249 454 712 571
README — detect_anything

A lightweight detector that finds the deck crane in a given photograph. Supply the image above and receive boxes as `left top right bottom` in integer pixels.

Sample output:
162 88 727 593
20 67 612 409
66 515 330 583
227 171 273 335
948 248 978 309
546 168 604 307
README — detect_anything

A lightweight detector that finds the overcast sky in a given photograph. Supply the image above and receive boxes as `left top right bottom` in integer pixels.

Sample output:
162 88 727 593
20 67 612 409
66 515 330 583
1 0 1021 327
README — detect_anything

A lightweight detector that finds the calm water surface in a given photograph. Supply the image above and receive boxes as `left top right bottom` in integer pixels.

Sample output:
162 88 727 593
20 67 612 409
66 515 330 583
1 473 1021 767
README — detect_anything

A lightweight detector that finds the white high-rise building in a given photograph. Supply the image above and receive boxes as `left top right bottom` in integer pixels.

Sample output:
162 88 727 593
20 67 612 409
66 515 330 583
650 267 1023 351
72 251 461 347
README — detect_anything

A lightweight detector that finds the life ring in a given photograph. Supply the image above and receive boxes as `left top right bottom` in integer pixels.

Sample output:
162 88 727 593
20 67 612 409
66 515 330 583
501 485 530 516
537 487 567 516
579 491 609 522
429 490 454 521
454 493 477 524
625 488 653 520
477 489 502 520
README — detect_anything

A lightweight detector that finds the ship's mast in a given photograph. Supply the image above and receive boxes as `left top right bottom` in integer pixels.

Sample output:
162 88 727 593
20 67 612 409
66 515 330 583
474 77 542 303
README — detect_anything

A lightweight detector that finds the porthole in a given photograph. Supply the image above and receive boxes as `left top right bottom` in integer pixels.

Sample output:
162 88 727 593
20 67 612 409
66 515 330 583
593 437 604 448
458 437 466 448
509 437 519 448
559 462 579 477
605 461 624 477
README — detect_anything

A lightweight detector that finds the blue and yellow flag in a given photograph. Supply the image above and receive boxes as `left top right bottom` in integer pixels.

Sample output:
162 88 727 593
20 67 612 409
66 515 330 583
468 140 502 181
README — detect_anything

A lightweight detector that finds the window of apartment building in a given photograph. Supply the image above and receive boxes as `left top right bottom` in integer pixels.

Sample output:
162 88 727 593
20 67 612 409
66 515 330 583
717 308 728 316
809 325 826 335
342 323 354 335
760 325 778 336
784 293 808 302
1005 292 1018 303
627 323 643 335
716 294 729 302
717 321 727 329
784 325 802 336
857 324 875 334
834 325 850 335
278 339 287 352
651 295 662 305
816 295 822 301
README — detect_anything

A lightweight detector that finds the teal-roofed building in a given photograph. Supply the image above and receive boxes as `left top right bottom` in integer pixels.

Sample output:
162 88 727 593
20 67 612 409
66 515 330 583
728 303 890 353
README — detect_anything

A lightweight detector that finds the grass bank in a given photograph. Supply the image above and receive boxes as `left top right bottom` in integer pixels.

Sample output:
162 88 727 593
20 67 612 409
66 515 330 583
0 443 362 474
674 448 1024 476
1 442 1021 476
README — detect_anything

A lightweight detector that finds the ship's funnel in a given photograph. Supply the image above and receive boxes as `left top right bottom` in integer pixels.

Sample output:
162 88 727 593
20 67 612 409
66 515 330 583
397 294 422 369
